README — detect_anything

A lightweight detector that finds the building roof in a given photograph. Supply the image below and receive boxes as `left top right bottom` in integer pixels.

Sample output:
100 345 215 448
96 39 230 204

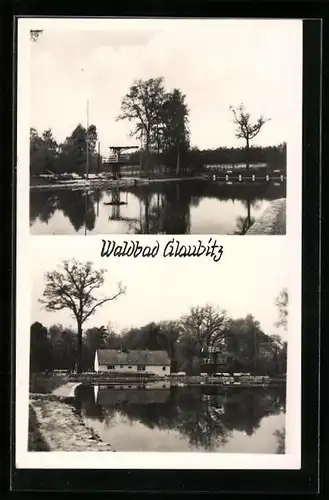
96 349 170 366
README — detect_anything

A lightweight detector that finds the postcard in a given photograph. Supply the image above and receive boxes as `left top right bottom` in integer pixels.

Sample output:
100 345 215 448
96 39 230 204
15 17 303 472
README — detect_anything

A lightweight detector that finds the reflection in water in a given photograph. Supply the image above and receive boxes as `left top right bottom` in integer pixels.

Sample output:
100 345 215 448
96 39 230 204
74 384 286 452
30 180 286 235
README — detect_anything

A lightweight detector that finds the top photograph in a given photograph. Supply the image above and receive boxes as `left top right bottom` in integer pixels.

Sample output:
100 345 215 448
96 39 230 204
27 19 301 235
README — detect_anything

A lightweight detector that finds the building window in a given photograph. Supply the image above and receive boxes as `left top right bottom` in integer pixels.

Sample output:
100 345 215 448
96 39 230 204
107 365 115 369
128 366 132 369
163 366 166 371
137 365 146 371
120 365 123 368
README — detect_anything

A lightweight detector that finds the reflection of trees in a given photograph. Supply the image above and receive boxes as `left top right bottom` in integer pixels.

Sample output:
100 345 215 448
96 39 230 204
78 385 286 451
128 183 191 234
74 384 106 422
126 180 285 235
93 189 104 217
220 388 284 436
234 215 255 235
158 182 191 234
30 190 59 226
233 196 262 234
171 388 230 450
58 190 96 232
30 189 97 232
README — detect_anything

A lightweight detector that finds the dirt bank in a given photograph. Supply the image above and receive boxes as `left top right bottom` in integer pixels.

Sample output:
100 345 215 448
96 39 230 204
246 198 286 235
29 394 115 452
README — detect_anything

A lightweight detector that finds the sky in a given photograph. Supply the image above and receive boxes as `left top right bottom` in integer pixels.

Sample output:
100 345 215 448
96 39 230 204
29 19 302 155
30 236 288 339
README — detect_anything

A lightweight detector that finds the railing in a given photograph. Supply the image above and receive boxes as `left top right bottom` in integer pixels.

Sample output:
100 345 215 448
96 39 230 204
107 153 130 163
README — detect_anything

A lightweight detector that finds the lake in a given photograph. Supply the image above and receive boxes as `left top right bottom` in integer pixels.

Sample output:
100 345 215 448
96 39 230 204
30 179 286 235
74 384 286 453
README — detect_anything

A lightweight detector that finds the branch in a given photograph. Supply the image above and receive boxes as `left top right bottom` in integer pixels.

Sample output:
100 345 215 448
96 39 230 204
81 284 126 324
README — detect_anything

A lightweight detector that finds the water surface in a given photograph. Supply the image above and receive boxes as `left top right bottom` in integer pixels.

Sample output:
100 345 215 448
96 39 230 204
30 180 286 235
74 385 286 453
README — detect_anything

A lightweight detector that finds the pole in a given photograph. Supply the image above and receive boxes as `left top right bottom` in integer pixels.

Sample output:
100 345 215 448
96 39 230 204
86 99 89 180
253 329 257 374
140 130 143 178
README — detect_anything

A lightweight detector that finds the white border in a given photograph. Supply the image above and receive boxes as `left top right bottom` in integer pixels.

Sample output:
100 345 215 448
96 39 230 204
16 17 302 470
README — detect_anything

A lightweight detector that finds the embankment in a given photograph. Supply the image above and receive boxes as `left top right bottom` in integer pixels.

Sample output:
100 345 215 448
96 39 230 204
29 394 115 452
246 198 286 235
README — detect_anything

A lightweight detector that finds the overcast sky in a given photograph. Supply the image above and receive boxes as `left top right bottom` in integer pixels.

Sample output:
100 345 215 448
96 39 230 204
30 237 288 339
29 19 302 155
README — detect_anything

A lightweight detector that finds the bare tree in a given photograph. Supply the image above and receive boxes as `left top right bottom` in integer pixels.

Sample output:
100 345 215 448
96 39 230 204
229 103 270 169
30 30 43 42
274 288 288 331
40 259 126 373
180 305 229 356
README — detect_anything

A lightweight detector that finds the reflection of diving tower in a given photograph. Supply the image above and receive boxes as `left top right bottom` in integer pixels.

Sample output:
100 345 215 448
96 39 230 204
110 189 123 220
103 188 140 225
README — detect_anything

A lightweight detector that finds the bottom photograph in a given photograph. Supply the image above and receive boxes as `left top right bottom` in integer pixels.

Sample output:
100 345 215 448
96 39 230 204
27 240 288 455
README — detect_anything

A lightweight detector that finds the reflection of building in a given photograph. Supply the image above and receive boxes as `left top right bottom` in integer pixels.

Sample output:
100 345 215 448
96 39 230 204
94 349 171 377
97 387 170 406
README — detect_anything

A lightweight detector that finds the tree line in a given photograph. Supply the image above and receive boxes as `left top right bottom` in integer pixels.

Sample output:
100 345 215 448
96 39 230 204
30 77 286 178
30 309 287 376
30 125 100 178
30 258 287 377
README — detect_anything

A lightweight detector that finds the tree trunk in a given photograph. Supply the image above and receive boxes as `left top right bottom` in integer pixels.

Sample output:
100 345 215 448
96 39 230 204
176 145 180 176
77 322 83 374
247 199 251 228
145 134 150 177
246 137 250 170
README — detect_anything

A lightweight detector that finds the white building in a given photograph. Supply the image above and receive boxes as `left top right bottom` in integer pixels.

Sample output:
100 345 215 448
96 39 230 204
94 349 171 377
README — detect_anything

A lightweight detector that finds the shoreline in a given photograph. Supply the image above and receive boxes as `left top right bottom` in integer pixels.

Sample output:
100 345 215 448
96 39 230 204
29 176 204 190
246 198 286 235
28 175 284 191
66 373 286 387
29 393 115 452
